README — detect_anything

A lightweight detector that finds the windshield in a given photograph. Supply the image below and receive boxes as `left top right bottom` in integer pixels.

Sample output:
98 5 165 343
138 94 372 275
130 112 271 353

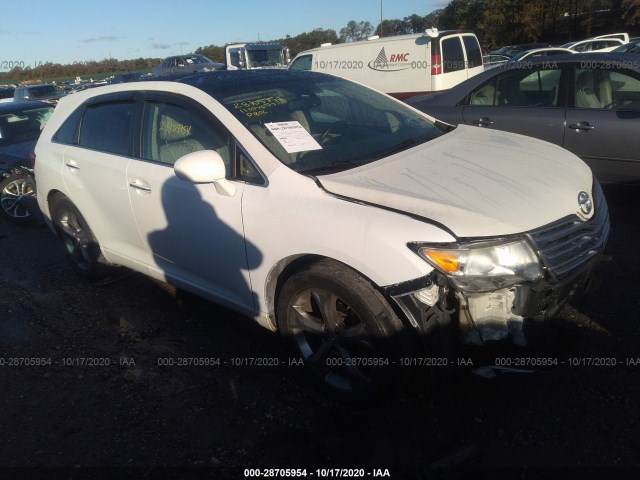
29 85 60 98
183 54 213 65
247 49 285 68
0 106 54 146
217 75 444 174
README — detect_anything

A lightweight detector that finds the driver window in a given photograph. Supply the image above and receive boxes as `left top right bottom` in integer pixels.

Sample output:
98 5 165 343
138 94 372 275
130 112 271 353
142 101 232 172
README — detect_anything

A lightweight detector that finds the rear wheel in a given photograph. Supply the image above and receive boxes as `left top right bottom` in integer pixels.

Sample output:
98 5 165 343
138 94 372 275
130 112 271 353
277 260 413 401
51 196 110 279
0 173 36 224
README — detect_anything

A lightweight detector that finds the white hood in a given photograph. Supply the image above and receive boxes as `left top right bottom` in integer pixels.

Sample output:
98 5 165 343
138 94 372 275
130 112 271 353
319 125 594 238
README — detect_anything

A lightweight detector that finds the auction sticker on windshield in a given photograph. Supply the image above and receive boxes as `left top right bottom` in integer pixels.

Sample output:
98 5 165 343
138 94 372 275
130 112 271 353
265 121 322 153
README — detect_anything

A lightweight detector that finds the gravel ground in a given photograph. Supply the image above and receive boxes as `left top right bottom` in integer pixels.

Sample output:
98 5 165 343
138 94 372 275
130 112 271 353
0 184 638 480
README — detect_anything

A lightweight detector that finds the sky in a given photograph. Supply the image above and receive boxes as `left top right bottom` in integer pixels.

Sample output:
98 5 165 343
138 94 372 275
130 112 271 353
0 0 448 67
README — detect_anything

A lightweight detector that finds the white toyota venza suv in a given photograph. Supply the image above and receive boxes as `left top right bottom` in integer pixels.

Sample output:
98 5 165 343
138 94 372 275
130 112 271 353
35 70 609 399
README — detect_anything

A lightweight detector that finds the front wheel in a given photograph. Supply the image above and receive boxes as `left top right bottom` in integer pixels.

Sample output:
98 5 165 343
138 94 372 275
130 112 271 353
277 260 413 402
0 173 36 224
51 196 111 279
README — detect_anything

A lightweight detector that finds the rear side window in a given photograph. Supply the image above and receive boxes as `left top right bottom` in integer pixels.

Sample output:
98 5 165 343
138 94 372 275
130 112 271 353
442 37 465 73
462 36 482 68
79 101 136 157
53 107 83 145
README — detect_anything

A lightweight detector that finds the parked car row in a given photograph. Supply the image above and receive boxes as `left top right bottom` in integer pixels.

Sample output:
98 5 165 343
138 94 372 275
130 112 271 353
483 33 637 69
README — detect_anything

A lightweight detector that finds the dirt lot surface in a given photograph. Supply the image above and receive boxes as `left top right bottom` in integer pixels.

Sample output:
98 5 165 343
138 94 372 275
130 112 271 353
0 184 639 480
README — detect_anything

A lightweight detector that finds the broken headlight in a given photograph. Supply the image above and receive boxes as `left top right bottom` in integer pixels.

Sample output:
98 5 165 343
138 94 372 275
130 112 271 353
410 239 543 293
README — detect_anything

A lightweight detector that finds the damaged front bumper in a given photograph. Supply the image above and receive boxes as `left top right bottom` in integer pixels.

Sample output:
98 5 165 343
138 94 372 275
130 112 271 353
389 185 610 347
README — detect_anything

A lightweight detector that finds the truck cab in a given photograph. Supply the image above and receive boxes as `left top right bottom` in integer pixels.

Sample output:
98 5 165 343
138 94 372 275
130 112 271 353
225 43 291 70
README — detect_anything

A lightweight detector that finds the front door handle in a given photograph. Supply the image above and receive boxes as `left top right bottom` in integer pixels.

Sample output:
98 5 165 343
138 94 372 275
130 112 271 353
473 117 494 127
129 181 151 193
569 121 595 131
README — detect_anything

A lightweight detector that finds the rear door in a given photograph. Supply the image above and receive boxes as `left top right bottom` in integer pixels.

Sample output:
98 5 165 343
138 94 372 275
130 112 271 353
461 35 484 79
438 36 468 90
563 65 640 183
60 94 146 265
461 63 566 145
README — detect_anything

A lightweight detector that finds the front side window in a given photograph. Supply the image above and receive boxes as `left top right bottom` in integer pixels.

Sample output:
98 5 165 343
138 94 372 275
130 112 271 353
229 49 241 68
141 101 232 169
469 67 561 107
79 101 136 156
212 75 444 174
289 55 312 71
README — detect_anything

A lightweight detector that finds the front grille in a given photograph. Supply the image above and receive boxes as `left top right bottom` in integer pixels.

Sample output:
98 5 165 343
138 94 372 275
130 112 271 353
527 183 610 280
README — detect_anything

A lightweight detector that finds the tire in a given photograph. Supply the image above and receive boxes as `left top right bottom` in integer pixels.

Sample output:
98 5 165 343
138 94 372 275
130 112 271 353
51 196 110 279
277 260 413 402
0 173 36 224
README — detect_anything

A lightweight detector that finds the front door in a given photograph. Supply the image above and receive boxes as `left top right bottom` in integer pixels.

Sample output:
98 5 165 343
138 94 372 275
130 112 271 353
127 96 254 311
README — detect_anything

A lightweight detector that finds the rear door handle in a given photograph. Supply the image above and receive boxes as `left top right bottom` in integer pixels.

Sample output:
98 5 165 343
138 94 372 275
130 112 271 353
473 117 494 127
568 121 595 131
65 160 80 171
129 180 151 193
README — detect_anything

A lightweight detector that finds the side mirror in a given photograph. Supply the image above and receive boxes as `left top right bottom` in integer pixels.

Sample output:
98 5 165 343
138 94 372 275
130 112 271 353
174 150 236 196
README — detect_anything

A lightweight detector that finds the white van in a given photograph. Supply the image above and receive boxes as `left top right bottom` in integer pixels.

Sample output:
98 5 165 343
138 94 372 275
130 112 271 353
289 29 484 99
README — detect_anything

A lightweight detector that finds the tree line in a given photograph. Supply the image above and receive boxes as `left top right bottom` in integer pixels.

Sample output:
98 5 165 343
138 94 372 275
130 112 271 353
2 0 638 84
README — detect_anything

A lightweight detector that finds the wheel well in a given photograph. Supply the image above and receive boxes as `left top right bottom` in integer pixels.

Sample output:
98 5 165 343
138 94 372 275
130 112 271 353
267 254 413 331
47 190 66 210
46 190 67 234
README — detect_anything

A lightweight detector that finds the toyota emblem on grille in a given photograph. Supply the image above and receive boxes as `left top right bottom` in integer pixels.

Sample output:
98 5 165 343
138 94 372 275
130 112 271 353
578 191 593 215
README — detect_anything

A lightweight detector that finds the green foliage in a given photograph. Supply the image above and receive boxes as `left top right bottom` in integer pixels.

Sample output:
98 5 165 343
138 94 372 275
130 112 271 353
339 21 375 42
0 57 159 85
272 28 339 56
194 45 225 62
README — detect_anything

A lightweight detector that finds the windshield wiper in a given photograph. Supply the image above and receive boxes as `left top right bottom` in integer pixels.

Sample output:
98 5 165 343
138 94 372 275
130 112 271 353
373 138 419 159
299 159 361 175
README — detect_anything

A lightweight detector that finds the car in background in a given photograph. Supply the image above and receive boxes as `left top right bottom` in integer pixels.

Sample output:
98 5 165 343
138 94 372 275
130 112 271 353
407 53 640 184
489 43 553 57
108 72 149 84
509 47 575 61
594 33 630 43
483 45 565 69
561 37 625 53
152 54 225 77
611 39 640 54
13 84 65 105
289 29 484 99
0 87 15 103
35 70 609 399
0 100 54 223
